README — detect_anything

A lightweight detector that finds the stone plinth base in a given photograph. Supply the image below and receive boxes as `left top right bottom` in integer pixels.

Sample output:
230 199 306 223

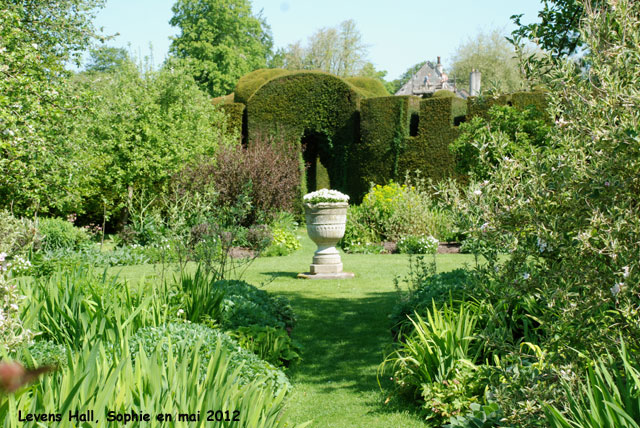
310 263 343 274
297 272 355 280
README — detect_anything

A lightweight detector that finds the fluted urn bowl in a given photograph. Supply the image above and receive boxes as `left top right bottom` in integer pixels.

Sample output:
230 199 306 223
304 202 348 274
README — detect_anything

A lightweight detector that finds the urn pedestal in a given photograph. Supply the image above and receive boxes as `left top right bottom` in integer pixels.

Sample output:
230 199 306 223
298 202 354 279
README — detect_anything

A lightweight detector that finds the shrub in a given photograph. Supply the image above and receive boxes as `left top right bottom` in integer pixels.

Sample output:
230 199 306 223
178 134 301 227
129 323 291 395
391 265 473 338
216 280 296 331
0 274 33 353
262 228 300 257
21 340 68 369
446 402 504 428
380 302 483 425
230 325 302 368
397 235 439 254
37 217 90 251
340 179 457 252
545 341 640 428
0 210 39 256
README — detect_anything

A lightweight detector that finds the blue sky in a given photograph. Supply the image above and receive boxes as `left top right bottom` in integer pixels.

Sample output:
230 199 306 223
92 0 543 80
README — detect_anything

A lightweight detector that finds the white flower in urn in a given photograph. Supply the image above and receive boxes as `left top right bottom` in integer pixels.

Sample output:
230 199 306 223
304 189 350 204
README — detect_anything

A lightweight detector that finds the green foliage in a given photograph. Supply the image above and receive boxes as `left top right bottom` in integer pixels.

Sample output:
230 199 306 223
219 102 245 140
178 265 225 325
262 228 300 257
0 211 39 256
446 402 504 428
216 280 296 331
37 217 91 251
396 235 439 255
85 45 129 72
391 262 472 338
234 68 291 104
71 60 234 222
21 340 69 369
169 0 274 97
545 342 640 428
451 104 552 180
0 274 33 353
129 323 291 395
21 267 152 348
343 76 390 98
379 303 482 425
450 28 528 94
0 0 105 216
340 180 457 251
279 20 369 77
231 325 302 368
398 96 466 184
432 90 457 98
1 336 302 428
246 71 361 194
511 0 605 57
352 96 419 197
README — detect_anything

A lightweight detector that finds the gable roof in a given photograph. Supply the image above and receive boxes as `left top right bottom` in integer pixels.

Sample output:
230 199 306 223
395 60 468 99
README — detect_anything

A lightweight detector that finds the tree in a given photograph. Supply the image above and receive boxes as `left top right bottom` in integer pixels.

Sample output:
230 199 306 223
85 46 129 72
0 0 105 216
169 0 273 97
450 28 527 94
511 0 605 57
280 19 369 77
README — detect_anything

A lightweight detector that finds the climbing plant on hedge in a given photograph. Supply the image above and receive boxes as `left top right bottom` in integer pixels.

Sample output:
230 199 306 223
246 71 362 194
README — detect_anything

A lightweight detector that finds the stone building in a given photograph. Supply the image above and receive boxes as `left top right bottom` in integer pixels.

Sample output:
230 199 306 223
395 57 473 98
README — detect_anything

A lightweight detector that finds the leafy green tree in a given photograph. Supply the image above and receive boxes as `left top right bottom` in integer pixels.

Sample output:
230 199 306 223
0 0 105 216
169 0 274 97
70 59 236 222
450 28 527 94
511 0 605 57
86 46 130 72
281 19 369 77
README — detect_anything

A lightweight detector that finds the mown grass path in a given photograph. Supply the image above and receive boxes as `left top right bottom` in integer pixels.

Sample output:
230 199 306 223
243 233 475 428
114 232 475 428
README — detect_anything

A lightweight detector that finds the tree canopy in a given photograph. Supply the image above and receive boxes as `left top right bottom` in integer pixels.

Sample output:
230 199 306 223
279 19 371 77
169 0 274 97
450 28 527 94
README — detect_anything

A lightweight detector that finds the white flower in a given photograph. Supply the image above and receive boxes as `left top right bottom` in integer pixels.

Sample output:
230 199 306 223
611 282 622 297
537 237 548 253
0 253 6 262
622 266 630 278
473 189 482 196
480 222 490 232
522 272 530 280
177 309 185 316
303 188 350 202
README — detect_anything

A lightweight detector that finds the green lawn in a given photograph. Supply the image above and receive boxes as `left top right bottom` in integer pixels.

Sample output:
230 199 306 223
111 231 476 428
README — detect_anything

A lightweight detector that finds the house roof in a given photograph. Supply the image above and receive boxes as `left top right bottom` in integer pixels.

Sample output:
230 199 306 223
395 60 468 99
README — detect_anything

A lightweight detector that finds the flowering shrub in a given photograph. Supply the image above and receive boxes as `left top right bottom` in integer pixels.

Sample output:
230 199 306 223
397 235 439 255
340 179 457 253
0 268 33 352
303 188 350 204
0 210 39 256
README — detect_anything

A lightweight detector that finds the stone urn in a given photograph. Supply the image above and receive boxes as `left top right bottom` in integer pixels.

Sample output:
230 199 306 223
299 202 354 279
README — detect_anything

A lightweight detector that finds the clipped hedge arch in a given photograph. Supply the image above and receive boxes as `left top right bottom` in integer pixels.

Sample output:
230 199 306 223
246 71 362 193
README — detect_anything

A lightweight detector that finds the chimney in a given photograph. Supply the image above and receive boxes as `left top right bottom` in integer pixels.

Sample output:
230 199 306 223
469 69 481 96
436 56 443 76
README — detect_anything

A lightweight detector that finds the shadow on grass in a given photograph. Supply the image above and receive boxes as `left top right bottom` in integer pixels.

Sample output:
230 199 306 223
261 271 301 280
275 289 425 419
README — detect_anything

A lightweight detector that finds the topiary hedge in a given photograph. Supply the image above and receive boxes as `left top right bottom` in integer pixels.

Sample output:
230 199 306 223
246 71 362 194
350 96 420 200
219 102 245 141
344 76 390 98
397 96 467 183
234 68 291 105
